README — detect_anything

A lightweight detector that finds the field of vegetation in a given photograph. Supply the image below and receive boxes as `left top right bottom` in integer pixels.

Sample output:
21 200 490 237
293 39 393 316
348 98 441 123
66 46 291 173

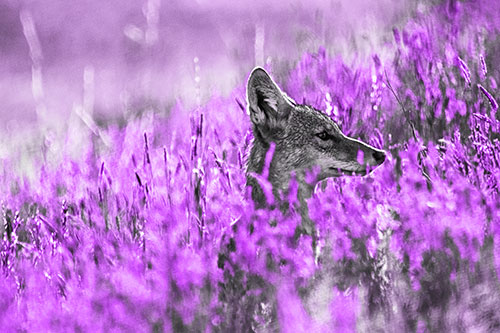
1 0 500 331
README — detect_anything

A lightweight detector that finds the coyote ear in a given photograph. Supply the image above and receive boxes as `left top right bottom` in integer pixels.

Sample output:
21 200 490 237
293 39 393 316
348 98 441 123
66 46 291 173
246 67 294 133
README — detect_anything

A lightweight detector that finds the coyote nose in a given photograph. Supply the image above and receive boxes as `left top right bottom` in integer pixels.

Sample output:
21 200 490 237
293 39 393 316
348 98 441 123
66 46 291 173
373 151 386 164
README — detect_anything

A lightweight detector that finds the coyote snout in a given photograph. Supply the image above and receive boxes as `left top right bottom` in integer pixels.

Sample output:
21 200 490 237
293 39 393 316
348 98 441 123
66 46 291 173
245 67 386 209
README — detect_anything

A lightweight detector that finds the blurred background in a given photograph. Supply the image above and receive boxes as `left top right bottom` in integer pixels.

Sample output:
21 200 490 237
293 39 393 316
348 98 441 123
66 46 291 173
0 0 430 179
0 0 422 129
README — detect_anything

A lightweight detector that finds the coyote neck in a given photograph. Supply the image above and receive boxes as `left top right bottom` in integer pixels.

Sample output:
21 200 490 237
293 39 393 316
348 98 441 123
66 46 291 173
246 139 316 236
246 138 313 210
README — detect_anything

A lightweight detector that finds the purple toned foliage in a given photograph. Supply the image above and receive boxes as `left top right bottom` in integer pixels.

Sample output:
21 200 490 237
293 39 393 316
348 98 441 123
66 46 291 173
1 0 500 331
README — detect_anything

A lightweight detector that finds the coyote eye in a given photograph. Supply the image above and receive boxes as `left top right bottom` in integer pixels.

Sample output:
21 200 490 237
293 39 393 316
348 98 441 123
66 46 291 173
316 131 330 141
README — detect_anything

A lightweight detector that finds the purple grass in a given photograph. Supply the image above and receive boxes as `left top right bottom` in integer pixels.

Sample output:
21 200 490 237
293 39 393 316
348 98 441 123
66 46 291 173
1 0 500 331
478 84 499 111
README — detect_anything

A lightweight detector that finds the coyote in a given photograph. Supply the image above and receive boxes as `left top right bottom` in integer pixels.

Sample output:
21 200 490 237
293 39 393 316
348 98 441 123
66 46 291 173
245 67 386 232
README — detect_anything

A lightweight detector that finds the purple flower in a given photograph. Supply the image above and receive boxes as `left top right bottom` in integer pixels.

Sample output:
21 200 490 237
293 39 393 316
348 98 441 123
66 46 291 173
457 56 472 85
478 84 498 110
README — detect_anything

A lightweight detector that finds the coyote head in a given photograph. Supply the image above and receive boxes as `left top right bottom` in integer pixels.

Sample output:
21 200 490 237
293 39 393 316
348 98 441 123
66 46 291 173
245 67 386 205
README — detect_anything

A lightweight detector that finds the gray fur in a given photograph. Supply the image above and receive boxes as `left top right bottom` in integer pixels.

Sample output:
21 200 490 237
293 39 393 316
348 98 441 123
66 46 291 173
245 67 386 229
